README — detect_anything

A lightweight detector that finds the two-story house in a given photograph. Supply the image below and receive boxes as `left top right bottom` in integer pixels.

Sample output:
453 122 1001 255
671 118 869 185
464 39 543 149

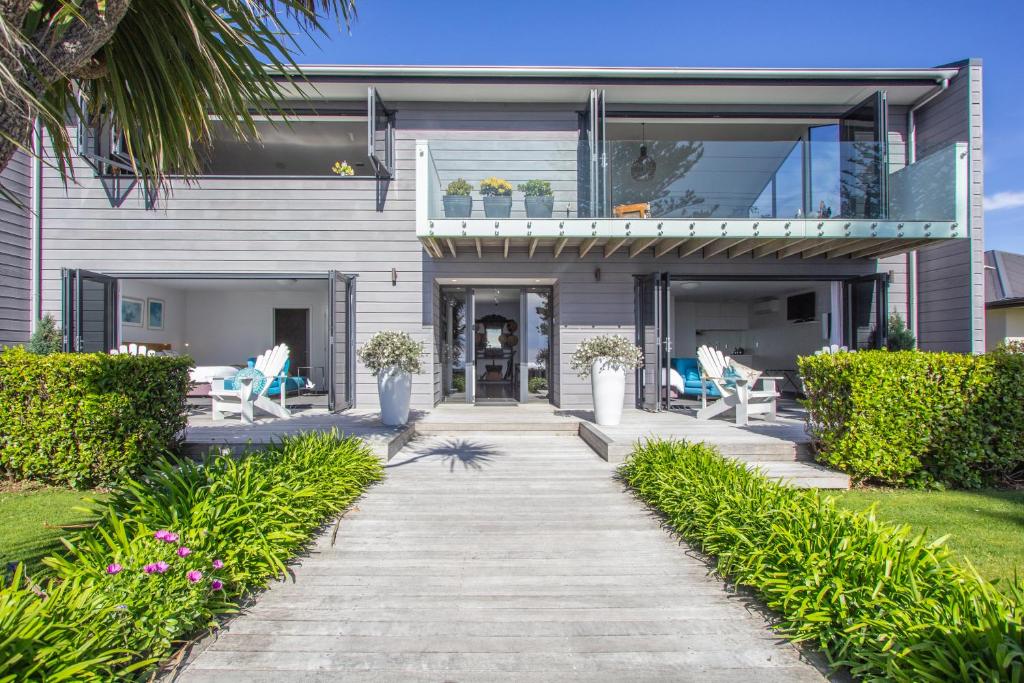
26 60 982 412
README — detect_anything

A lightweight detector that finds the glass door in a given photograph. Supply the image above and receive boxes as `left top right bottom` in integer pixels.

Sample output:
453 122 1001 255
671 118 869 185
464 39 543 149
839 91 888 219
62 269 118 352
472 287 523 404
439 288 467 402
844 274 889 350
634 273 670 411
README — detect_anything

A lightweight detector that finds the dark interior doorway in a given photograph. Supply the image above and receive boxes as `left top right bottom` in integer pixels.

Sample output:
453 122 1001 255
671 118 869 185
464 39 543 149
274 308 310 375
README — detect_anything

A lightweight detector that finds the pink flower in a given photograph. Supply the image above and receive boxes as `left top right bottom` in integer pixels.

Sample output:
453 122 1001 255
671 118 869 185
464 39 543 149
154 530 170 540
177 547 191 558
212 559 224 570
142 563 157 574
211 579 223 591
187 570 203 583
154 561 169 574
163 533 179 543
106 563 123 575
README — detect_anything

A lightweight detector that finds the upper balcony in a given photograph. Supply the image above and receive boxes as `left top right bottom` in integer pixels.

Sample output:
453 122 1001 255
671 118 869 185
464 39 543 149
416 126 968 260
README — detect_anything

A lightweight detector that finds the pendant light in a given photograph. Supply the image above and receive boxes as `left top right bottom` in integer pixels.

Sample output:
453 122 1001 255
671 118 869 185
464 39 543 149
630 123 656 181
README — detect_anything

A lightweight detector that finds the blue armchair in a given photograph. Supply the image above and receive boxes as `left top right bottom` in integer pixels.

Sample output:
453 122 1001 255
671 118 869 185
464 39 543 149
671 357 721 399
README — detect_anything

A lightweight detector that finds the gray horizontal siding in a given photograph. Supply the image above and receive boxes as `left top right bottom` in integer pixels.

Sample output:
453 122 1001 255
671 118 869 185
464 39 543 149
39 96 975 410
0 150 30 347
913 60 983 352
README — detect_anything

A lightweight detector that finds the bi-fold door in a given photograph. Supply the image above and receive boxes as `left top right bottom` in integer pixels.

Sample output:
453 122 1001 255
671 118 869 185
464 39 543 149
844 273 889 350
328 271 357 411
62 269 119 353
634 273 670 411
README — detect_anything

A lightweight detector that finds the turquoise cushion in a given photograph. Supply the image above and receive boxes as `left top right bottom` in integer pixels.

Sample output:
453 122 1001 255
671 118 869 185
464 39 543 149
722 366 742 388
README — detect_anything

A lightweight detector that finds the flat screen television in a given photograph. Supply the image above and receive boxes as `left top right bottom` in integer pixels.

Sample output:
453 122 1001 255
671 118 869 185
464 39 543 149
787 292 816 322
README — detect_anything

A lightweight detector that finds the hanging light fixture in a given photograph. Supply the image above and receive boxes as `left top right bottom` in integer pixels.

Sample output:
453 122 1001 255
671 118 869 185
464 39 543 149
630 122 656 181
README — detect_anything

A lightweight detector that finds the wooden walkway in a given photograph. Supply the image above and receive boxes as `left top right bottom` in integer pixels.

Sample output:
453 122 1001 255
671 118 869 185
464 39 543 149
174 433 826 682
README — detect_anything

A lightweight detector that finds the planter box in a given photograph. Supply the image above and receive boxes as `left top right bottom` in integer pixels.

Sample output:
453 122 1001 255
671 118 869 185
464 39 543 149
524 195 554 218
483 196 512 218
443 195 473 218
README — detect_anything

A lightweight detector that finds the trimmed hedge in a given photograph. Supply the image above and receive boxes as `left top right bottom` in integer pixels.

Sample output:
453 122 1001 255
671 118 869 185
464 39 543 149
0 348 193 488
0 431 383 680
798 350 1024 488
621 439 1024 681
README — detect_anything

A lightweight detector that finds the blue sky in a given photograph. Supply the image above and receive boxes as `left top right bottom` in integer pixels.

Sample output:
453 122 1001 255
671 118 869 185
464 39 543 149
292 0 1023 252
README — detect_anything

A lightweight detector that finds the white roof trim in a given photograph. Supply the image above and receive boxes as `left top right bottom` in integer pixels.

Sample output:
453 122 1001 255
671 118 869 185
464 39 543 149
276 64 958 83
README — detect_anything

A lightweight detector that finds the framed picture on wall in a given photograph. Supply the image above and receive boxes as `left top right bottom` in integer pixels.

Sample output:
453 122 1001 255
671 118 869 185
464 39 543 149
147 298 165 330
121 297 144 327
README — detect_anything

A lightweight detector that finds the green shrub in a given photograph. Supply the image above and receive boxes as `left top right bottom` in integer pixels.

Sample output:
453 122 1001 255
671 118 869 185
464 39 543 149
0 348 193 488
886 312 916 350
26 314 63 355
0 431 383 681
799 350 1024 488
452 373 465 392
528 376 547 393
620 439 1024 681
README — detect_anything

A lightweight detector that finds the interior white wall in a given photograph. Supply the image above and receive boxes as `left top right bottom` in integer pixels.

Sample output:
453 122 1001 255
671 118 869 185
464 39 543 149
671 281 832 371
118 281 185 351
181 286 329 386
986 307 1024 351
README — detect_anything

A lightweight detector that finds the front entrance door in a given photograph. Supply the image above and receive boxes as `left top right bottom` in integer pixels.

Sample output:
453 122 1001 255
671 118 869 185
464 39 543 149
274 308 309 374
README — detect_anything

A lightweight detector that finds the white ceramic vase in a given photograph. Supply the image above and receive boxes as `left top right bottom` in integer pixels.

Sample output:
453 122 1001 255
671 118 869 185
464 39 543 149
377 365 411 426
591 357 626 426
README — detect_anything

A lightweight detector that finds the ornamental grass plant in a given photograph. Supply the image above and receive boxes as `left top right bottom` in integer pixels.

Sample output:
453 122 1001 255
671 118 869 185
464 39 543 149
0 431 382 680
620 438 1024 681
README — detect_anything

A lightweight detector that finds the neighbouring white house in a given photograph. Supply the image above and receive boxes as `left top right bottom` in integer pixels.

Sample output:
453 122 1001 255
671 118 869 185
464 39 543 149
985 249 1024 350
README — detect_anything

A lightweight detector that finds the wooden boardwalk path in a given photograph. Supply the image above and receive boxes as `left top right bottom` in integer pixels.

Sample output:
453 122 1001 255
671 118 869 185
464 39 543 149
175 433 826 682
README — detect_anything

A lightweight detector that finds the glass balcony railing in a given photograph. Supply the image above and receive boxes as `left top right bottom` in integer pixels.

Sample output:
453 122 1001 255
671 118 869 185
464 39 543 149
423 138 963 224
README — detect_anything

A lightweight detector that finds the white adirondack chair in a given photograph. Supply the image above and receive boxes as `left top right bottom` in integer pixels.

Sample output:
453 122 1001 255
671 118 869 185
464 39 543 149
696 345 779 426
210 344 292 424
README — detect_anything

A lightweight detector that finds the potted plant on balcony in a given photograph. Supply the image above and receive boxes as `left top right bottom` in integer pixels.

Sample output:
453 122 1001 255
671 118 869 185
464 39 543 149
358 330 424 426
519 179 554 218
570 334 645 426
442 178 473 218
480 176 513 218
331 160 355 176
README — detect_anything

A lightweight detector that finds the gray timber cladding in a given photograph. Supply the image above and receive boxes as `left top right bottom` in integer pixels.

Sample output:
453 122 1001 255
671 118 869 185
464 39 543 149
0 150 31 347
36 79 980 410
913 60 984 352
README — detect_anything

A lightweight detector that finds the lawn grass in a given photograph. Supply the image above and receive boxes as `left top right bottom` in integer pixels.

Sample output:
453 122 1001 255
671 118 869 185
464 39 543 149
832 488 1024 584
0 485 107 575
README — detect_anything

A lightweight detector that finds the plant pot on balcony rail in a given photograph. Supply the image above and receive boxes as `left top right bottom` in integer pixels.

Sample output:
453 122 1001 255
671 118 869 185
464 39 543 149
524 195 554 218
483 196 513 218
442 195 473 218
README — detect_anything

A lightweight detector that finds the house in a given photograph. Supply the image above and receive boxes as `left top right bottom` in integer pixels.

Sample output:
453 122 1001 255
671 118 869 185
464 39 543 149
25 60 983 411
984 249 1024 350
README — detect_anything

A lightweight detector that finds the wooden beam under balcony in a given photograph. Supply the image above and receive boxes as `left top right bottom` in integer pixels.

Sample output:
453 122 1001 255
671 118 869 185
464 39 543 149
604 238 627 258
579 237 599 259
679 238 716 258
445 239 457 258
475 238 482 258
629 237 660 258
776 239 816 259
654 238 688 258
553 237 568 259
703 238 744 259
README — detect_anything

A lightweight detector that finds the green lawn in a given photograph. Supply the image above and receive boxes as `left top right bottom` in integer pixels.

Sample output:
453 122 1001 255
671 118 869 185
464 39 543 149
0 486 106 575
832 488 1024 584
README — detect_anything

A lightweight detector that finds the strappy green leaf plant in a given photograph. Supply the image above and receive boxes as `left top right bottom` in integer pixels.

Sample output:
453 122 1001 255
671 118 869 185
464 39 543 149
0 431 382 680
620 438 1024 681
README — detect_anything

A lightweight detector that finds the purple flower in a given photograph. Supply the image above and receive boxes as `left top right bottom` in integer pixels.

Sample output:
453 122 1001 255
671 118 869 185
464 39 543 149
177 546 191 558
210 579 223 591
163 532 179 543
106 563 123 575
212 559 224 570
154 561 169 574
154 530 170 541
142 563 157 574
187 570 203 583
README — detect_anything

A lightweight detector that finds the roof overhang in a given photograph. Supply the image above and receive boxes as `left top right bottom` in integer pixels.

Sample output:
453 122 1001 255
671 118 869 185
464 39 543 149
986 297 1024 310
274 64 959 107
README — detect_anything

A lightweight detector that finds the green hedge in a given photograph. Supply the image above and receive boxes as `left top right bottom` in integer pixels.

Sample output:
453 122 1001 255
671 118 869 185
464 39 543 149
0 431 383 680
0 348 193 488
620 439 1024 681
798 350 1024 488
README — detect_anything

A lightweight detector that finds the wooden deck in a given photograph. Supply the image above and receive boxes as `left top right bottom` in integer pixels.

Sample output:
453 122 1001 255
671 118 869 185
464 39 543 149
174 432 827 682
184 400 848 489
